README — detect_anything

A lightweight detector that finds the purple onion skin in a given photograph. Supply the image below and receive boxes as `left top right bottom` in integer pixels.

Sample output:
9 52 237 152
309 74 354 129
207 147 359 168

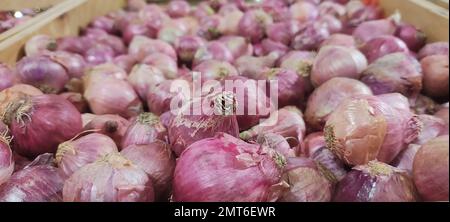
311 147 348 182
292 23 330 51
0 165 64 202
395 24 427 52
238 9 273 43
0 134 13 186
121 113 168 148
175 35 206 64
0 63 14 91
83 44 115 65
360 35 410 64
418 42 449 60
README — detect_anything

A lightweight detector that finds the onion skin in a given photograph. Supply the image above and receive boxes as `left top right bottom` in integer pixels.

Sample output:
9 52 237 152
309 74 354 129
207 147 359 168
279 157 334 202
377 93 411 114
290 1 319 23
235 52 279 79
121 142 175 201
59 92 89 113
0 127 13 186
395 24 427 52
167 0 191 18
360 35 409 64
147 80 185 116
257 133 296 158
4 95 82 158
83 114 130 148
157 20 188 45
122 113 168 148
193 41 234 68
113 55 138 73
392 144 420 174
278 50 316 78
173 133 286 202
300 132 326 157
142 53 179 79
261 39 289 57
334 161 418 202
292 23 330 51
421 55 449 100
238 9 274 43
266 21 298 46
57 37 86 55
84 63 128 83
409 94 439 115
413 136 449 201
0 63 14 92
361 52 422 97
0 84 43 116
305 77 373 130
128 36 177 61
89 16 117 34
44 51 87 79
127 64 166 101
83 44 115 65
218 36 253 59
63 152 154 202
434 106 449 127
310 147 348 182
352 19 397 44
414 115 448 145
0 165 64 202
55 133 118 178
25 35 57 57
311 46 368 87
175 35 206 64
417 42 449 60
193 60 239 82
320 34 356 48
16 56 70 94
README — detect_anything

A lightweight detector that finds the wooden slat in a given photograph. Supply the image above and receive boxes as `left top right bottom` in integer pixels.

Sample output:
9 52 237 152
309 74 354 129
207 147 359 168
0 0 63 11
429 0 449 9
0 0 127 66
379 0 449 42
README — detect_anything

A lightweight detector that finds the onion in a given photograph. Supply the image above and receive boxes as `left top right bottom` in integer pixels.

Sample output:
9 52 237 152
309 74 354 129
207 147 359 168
261 39 289 57
278 51 316 78
377 93 411 114
219 7 244 35
160 111 175 129
122 21 154 45
168 92 240 156
319 1 346 18
139 5 170 33
300 132 326 157
24 35 57 56
413 136 449 201
311 46 367 87
56 133 118 178
0 84 43 116
392 144 420 174
414 115 448 145
289 1 318 23
324 97 387 166
334 160 418 202
320 34 356 48
0 125 13 186
279 157 334 202
113 54 138 73
197 15 224 40
44 51 87 79
122 113 168 148
128 36 177 61
0 63 14 92
84 78 143 118
147 80 185 115
127 0 147 11
266 21 300 46
409 94 439 115
83 30 126 56
218 36 253 59
16 56 70 94
395 24 426 52
83 44 115 65
83 114 130 148
57 37 86 55
173 133 286 202
12 152 30 173
84 63 128 83
257 133 295 158
121 142 175 201
89 16 117 34
241 106 306 148
142 53 179 79
3 95 82 158
193 60 238 82
157 20 188 45
310 147 348 182
191 2 215 20
235 52 279 79
352 18 397 44
128 64 166 100
417 42 449 60
0 165 64 202
421 55 449 100
59 92 88 113
292 23 330 51
193 41 234 68
63 152 154 202
305 77 373 130
238 9 273 43
360 35 409 63
361 52 422 97
175 35 206 63
435 106 449 127
167 0 191 18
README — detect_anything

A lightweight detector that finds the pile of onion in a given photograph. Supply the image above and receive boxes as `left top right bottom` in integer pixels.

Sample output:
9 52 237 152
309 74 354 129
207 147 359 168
122 112 168 148
83 114 130 148
0 122 13 186
0 63 14 92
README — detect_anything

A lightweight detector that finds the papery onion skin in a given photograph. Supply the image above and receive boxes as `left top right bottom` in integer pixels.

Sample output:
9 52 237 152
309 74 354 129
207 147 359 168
128 36 177 61
63 152 154 202
261 39 289 57
377 93 411 114
113 55 138 73
122 21 154 45
218 36 253 59
167 0 191 18
278 50 316 78
352 18 397 44
311 46 368 87
122 112 168 148
305 77 373 130
193 41 234 68
4 95 82 158
55 133 118 178
193 60 239 82
235 52 279 79
290 1 319 23
414 115 448 145
0 63 14 92
300 132 326 157
413 136 449 201
417 42 449 60
361 52 423 97
84 63 128 83
421 55 449 100
175 35 207 64
142 53 179 79
257 133 296 158
395 24 427 52
147 80 186 116
25 35 57 57
83 44 115 65
0 127 13 186
83 114 130 148
43 51 87 79
121 142 175 201
127 64 166 100
334 161 418 202
392 144 421 174
434 106 449 127
320 34 356 48
409 94 439 115
157 20 188 45
59 92 89 113
317 14 343 34
292 23 330 51
279 157 334 202
310 147 348 182
89 16 117 34
0 84 43 116
56 37 86 55
173 133 285 202
238 9 274 43
360 35 409 64
0 165 64 202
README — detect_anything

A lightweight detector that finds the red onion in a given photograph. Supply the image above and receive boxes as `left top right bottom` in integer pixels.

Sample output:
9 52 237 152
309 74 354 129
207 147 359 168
83 44 115 65
292 23 330 51
279 157 334 202
177 16 200 36
219 7 244 35
0 165 64 202
305 77 373 130
320 34 356 48
83 29 126 56
395 24 426 52
128 36 177 61
260 39 289 57
63 152 154 202
319 1 346 18
122 113 168 148
44 51 87 79
208 0 228 10
59 92 88 113
421 55 449 99
290 1 318 23
57 37 86 55
218 36 253 59
238 9 273 43
361 52 422 97
257 133 295 158
191 2 215 20
168 92 240 156
84 78 143 118
197 15 224 40
324 97 387 166
334 160 418 202
160 111 175 129
266 21 300 46
435 106 449 127
311 46 367 87
300 132 326 157
114 54 138 73
319 15 343 34
142 53 179 79
415 115 448 145
0 63 14 91
127 0 147 11
16 56 70 94
24 35 57 57
128 64 166 100
167 0 191 18
193 41 234 68
139 5 170 33
83 114 130 147
157 20 188 45
175 35 206 63
352 18 397 44
121 142 175 201
173 133 286 202
122 21 155 45
278 51 316 78
3 95 82 158
392 144 420 174
89 16 117 34
377 93 411 114
193 60 238 82
345 1 383 30
413 136 449 201
310 147 348 182
417 42 449 60
409 94 439 115
235 52 279 79
84 63 128 83
360 35 409 63
0 84 43 115
147 80 185 116
12 152 30 173
0 125 13 185
241 106 306 148
56 133 118 178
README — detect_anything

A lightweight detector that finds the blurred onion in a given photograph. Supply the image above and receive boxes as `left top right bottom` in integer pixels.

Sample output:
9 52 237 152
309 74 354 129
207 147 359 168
292 23 330 51
0 63 14 92
320 34 356 48
360 35 409 63
238 9 273 43
193 60 238 82
235 52 279 79
417 42 449 59
289 1 318 23
352 18 397 44
83 114 130 148
421 55 449 100
122 112 168 148
59 92 88 113
395 24 426 52
44 51 87 79
193 41 234 68
128 36 177 61
175 35 207 63
128 64 166 100
113 54 138 73
0 125 13 186
24 35 57 57
167 0 191 18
